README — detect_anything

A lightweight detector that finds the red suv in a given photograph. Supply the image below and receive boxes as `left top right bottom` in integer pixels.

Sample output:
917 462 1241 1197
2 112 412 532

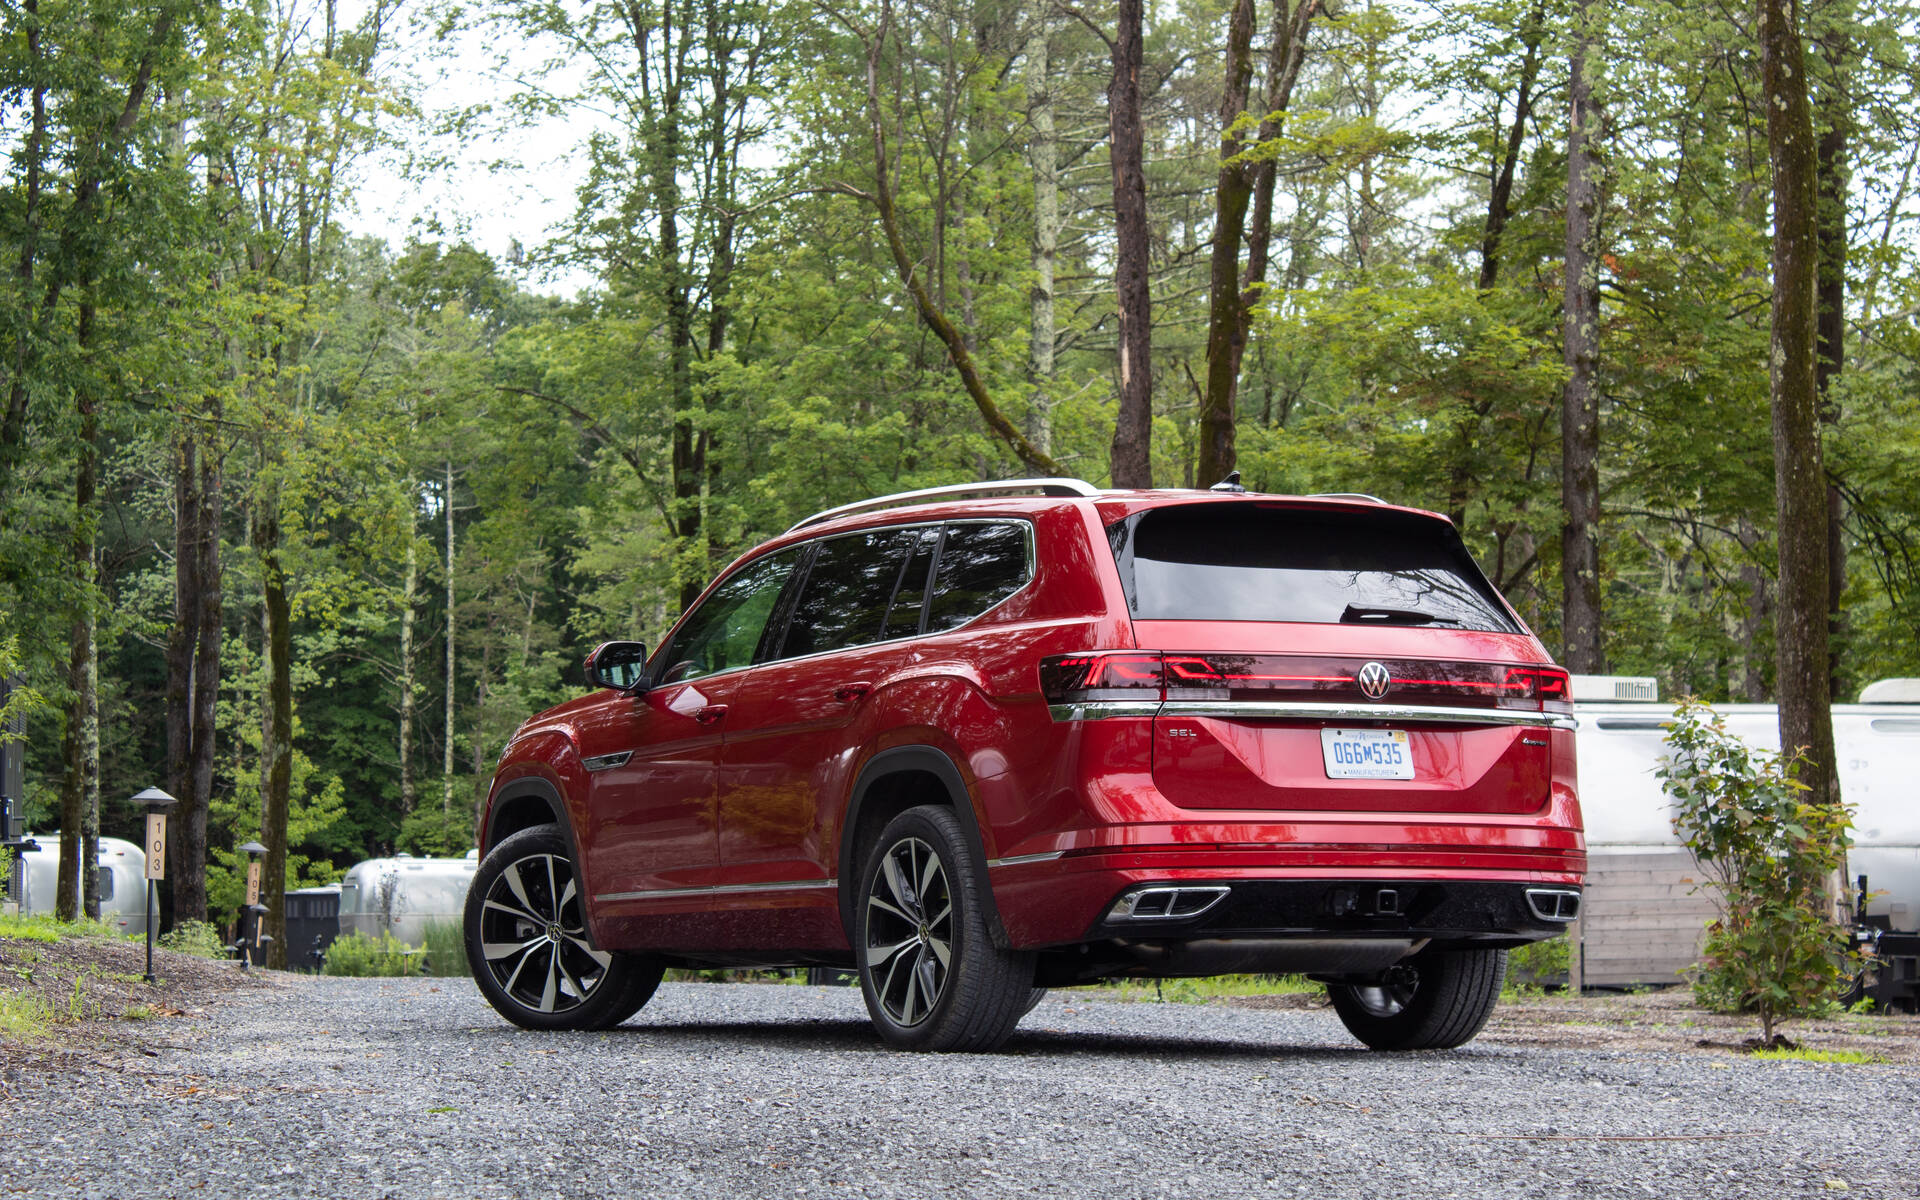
465 479 1583 1051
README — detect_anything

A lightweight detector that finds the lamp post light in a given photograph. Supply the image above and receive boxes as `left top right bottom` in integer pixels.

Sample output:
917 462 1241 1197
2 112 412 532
238 841 267 970
132 787 178 986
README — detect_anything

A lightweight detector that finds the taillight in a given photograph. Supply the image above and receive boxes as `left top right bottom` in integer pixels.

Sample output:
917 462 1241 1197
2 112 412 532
1505 666 1572 709
1038 652 1167 704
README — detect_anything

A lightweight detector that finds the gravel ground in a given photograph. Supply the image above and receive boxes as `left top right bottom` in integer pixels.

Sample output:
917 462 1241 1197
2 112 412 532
5 976 1917 1200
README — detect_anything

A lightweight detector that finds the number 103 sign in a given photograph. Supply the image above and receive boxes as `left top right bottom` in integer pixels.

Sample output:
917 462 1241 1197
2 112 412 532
144 813 167 881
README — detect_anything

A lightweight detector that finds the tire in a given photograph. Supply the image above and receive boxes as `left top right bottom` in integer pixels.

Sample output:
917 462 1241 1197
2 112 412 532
855 805 1035 1051
1022 988 1048 1017
1328 947 1508 1051
465 824 664 1031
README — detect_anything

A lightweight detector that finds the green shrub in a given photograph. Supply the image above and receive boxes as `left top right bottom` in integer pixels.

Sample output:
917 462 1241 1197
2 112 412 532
1658 699 1856 1044
419 920 469 978
159 919 228 960
1507 936 1572 992
321 932 420 977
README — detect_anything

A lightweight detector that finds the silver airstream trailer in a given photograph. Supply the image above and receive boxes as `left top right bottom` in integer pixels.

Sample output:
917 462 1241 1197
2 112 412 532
1571 675 1920 1002
7 834 151 935
336 852 478 947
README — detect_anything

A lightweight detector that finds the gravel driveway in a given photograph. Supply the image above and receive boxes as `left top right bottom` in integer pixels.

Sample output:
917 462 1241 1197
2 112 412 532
7 977 1916 1199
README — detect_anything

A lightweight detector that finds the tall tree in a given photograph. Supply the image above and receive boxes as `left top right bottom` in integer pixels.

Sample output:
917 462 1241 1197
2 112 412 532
1025 10 1059 458
1560 0 1606 673
833 0 1061 480
1197 0 1318 485
1758 0 1840 826
1104 0 1154 487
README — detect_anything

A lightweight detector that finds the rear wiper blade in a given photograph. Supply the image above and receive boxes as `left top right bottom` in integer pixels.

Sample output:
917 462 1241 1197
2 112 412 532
1340 604 1460 626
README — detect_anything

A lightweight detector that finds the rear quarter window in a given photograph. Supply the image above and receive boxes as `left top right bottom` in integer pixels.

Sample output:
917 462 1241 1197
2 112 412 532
1108 504 1518 633
924 521 1032 634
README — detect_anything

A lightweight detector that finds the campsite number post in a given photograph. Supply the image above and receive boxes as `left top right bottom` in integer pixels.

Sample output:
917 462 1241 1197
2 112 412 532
239 841 268 969
132 788 177 985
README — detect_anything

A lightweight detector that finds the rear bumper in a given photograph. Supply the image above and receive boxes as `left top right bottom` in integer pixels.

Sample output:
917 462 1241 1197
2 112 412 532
993 856 1583 949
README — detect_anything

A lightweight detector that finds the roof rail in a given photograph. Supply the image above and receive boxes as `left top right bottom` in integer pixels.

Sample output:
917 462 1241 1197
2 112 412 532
1307 492 1386 504
786 478 1103 533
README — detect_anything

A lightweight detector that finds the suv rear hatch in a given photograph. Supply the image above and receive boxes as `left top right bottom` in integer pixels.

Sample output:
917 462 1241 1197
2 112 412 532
1100 501 1568 814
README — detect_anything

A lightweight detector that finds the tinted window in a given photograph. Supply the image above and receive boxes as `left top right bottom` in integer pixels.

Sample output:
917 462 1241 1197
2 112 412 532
925 522 1031 634
656 549 801 684
780 529 920 659
1110 505 1518 632
880 528 939 640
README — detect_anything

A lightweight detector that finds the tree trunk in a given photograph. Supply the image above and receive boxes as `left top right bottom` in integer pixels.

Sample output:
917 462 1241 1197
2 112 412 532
1025 15 1058 457
1759 0 1839 827
165 429 197 926
398 505 418 820
185 403 222 922
1813 10 1850 701
1196 0 1257 486
1239 0 1314 336
443 459 456 818
255 498 293 970
1560 0 1605 674
1479 0 1547 291
1107 0 1154 488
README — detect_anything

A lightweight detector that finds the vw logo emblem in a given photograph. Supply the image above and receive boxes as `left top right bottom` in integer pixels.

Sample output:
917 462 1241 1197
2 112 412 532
1356 662 1392 700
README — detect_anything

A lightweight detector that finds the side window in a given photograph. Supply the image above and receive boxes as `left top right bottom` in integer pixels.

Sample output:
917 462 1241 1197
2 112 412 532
924 522 1031 634
656 549 801 684
780 529 920 659
879 527 939 640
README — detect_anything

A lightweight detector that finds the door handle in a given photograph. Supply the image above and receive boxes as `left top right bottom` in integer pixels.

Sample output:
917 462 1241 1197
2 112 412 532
833 682 873 703
693 704 729 726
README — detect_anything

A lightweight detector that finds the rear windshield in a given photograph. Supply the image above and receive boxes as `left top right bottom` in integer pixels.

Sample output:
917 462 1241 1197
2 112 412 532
1108 504 1519 633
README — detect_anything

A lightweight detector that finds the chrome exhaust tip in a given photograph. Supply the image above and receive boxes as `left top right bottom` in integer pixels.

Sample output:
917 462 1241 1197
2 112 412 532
1107 885 1232 922
1525 888 1581 922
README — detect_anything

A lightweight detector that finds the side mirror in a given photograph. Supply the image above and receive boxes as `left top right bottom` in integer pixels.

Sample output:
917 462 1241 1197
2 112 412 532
584 641 650 692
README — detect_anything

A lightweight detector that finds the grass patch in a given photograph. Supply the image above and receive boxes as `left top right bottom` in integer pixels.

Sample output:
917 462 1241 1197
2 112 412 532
1087 974 1322 1004
0 990 58 1040
1749 1047 1881 1065
0 913 128 943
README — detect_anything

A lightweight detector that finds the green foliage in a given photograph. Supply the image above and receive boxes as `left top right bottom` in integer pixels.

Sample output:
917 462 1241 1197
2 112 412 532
1506 936 1573 994
418 920 469 978
0 913 127 943
1658 700 1858 1043
158 920 228 960
320 932 421 977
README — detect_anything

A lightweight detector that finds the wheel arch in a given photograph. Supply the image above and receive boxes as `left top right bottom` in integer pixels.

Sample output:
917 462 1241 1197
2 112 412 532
480 776 609 950
837 745 1011 950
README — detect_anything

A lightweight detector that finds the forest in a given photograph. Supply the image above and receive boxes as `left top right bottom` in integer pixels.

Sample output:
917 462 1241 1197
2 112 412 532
1 0 1916 960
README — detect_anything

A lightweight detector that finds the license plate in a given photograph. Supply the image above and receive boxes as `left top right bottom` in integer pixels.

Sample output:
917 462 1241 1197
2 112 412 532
1321 728 1414 780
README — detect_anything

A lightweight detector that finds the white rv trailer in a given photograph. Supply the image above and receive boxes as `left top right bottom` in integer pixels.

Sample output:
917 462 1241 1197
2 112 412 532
6 835 151 936
1571 675 1920 991
336 851 478 947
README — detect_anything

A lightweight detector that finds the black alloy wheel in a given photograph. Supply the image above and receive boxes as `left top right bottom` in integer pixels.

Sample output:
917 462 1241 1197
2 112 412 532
465 824 663 1031
856 805 1035 1051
